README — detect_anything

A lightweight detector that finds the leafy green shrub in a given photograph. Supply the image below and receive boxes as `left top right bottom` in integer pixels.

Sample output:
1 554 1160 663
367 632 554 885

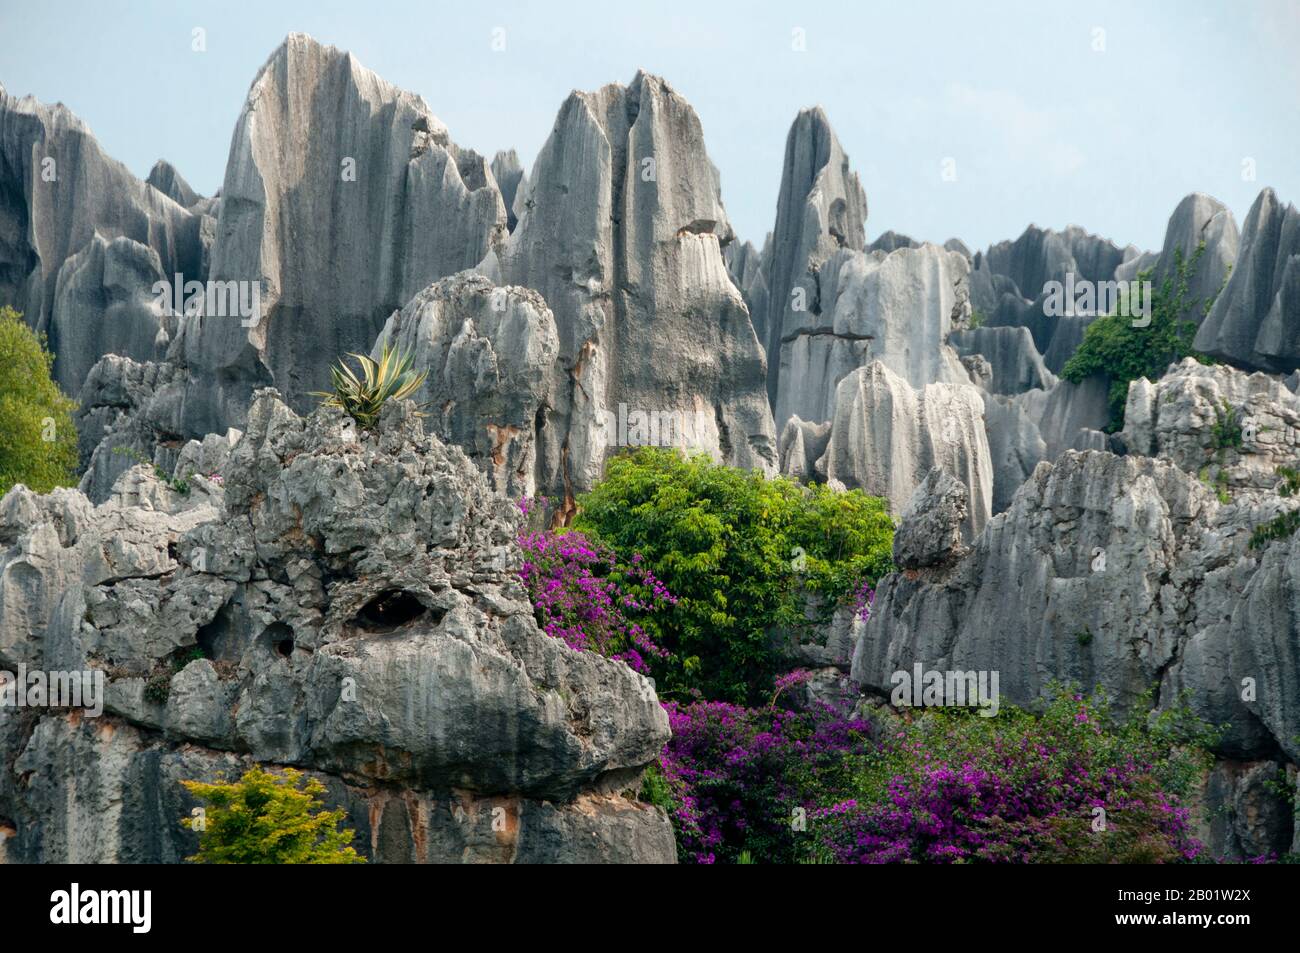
1277 465 1300 497
574 448 894 703
1248 466 1300 550
311 343 426 430
1061 246 1219 432
1210 400 1244 454
0 306 79 496
181 766 365 864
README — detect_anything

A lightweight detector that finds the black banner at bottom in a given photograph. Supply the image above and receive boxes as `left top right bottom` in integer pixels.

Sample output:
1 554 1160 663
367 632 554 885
0 861 1285 939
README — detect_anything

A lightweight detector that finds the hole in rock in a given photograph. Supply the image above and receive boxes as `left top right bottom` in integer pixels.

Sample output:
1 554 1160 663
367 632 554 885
260 621 295 660
353 589 435 631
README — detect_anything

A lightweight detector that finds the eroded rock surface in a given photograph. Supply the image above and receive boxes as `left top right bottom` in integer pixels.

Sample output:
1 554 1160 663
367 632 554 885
479 70 776 514
0 392 673 863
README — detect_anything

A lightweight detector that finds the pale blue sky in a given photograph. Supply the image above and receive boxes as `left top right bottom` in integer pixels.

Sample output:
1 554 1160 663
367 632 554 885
2 0 1296 252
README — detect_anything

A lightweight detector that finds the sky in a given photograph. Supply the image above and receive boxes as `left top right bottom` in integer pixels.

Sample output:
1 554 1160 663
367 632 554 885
1 0 1297 253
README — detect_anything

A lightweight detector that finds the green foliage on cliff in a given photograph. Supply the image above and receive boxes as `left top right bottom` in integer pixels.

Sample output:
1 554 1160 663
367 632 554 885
575 447 894 704
0 306 79 496
181 767 366 864
1061 246 1219 432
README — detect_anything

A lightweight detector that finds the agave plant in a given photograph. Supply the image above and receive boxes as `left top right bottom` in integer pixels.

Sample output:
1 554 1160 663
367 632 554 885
311 343 428 430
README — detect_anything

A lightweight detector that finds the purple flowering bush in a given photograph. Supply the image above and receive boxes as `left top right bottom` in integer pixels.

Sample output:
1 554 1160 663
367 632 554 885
516 526 674 674
812 689 1215 864
644 680 1217 864
650 694 870 864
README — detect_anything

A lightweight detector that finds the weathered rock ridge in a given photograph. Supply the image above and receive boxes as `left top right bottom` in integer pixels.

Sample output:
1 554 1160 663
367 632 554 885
0 393 673 862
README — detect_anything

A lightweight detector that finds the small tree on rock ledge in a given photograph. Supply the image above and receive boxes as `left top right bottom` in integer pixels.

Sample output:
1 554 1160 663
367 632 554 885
181 766 366 864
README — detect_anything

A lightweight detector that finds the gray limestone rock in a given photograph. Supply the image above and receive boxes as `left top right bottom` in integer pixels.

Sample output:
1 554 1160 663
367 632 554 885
73 354 196 504
0 87 206 393
725 237 771 347
0 391 672 862
819 361 993 540
479 71 775 513
146 159 203 210
491 148 528 231
49 234 170 392
762 107 867 407
773 244 973 430
893 467 969 569
1194 188 1300 372
1120 357 1300 490
853 450 1218 721
1192 760 1296 861
167 33 507 439
1152 193 1239 324
373 272 559 498
950 325 1056 396
867 230 918 253
777 415 832 482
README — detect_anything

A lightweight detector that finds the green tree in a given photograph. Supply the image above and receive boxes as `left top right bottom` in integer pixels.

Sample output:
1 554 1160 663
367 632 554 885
0 306 79 496
181 766 366 864
574 447 894 703
1061 244 1221 432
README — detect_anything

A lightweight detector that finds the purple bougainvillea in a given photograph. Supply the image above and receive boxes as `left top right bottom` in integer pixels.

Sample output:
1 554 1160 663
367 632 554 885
516 526 674 674
513 514 1211 865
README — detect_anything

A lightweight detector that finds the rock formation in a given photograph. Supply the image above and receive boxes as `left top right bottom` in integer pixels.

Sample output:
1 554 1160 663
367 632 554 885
854 358 1300 857
1194 187 1300 372
146 159 203 211
820 361 993 540
5 30 1299 862
490 149 528 231
166 33 507 439
762 107 867 407
478 70 776 514
0 392 673 862
773 243 973 429
373 272 559 498
0 86 207 393
1151 192 1239 323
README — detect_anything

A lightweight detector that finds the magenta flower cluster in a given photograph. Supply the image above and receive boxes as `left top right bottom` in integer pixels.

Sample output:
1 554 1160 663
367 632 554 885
516 527 675 674
654 688 1205 864
656 697 870 864
853 581 875 622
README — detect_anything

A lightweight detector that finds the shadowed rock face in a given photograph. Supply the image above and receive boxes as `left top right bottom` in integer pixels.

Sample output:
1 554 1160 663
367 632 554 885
0 87 207 393
855 360 1300 857
1195 187 1300 372
490 149 528 232
479 70 776 515
950 326 1056 396
763 107 867 407
146 159 203 210
981 223 1130 307
0 392 673 863
166 33 507 439
725 237 770 346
